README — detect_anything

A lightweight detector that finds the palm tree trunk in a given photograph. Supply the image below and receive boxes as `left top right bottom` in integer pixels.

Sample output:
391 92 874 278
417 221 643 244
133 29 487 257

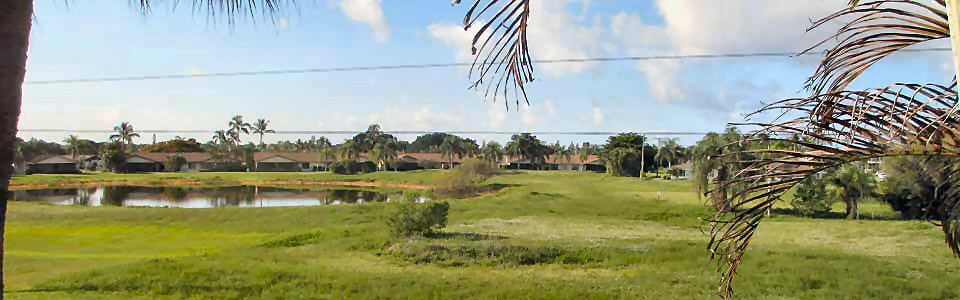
1 1 33 296
845 197 859 220
639 147 645 178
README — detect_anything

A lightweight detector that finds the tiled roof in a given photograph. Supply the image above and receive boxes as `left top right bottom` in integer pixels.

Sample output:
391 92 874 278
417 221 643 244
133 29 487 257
29 154 76 164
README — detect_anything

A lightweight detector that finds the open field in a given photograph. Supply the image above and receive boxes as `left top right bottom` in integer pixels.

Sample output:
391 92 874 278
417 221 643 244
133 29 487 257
4 171 957 299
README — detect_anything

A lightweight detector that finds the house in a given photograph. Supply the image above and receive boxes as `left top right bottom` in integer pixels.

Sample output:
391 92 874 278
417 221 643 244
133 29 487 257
675 161 693 179
504 155 606 172
178 152 244 172
254 152 332 172
75 154 101 171
126 153 165 172
26 155 80 174
397 152 460 169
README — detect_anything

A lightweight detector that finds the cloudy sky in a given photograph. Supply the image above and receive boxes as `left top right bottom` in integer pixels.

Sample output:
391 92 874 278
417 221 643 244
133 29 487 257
20 0 953 146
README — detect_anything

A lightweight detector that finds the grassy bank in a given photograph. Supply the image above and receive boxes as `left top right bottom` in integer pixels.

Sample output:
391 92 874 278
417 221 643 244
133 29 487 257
4 171 957 299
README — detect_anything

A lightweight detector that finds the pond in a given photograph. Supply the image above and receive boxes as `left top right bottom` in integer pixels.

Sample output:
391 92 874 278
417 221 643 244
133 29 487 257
11 186 421 208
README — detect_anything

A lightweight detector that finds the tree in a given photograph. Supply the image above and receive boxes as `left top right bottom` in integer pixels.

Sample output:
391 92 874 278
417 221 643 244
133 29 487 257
440 136 464 169
827 164 877 220
881 156 954 220
251 118 275 146
577 142 594 171
109 122 140 153
227 115 251 146
480 141 504 164
504 133 547 170
603 133 645 177
141 138 205 153
370 138 399 171
63 135 80 159
655 138 680 170
337 140 361 161
460 138 480 158
791 175 834 216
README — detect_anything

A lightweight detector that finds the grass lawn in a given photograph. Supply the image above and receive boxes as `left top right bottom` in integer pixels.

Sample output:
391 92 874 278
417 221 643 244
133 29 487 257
4 171 957 299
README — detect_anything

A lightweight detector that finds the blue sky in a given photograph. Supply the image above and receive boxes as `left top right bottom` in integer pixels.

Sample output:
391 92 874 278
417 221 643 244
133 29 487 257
20 0 953 146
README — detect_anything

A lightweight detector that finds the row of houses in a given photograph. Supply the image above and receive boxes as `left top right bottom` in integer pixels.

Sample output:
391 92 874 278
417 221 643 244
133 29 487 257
24 152 610 174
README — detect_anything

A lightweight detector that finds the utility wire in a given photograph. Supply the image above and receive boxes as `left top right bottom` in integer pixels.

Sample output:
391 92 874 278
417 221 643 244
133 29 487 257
25 48 950 85
18 129 708 136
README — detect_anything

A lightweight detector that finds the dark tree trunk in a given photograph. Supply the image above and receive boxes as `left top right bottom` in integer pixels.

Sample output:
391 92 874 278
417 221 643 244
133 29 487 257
845 197 859 220
1 1 33 296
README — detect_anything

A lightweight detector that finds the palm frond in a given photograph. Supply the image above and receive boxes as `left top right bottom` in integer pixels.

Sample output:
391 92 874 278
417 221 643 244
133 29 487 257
455 0 534 109
133 0 287 23
802 0 949 118
709 81 960 299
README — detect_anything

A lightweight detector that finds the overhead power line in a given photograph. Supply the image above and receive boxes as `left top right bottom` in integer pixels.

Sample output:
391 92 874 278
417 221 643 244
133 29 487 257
19 129 708 136
24 48 950 85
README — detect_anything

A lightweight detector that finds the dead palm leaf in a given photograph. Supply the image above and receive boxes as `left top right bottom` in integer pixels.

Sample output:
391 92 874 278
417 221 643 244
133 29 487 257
709 81 960 299
802 0 950 118
454 0 534 109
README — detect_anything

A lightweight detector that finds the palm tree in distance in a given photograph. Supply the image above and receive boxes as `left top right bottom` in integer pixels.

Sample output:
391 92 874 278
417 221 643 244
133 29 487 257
251 118 275 146
578 143 592 171
480 141 504 165
655 138 680 170
63 135 80 159
109 122 140 153
227 115 251 146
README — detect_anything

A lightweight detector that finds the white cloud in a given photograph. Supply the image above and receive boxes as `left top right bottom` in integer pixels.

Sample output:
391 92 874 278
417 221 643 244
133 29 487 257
339 0 390 42
608 1 845 111
591 105 604 127
429 0 603 77
427 23 476 63
526 0 604 77
486 101 508 129
520 104 538 128
543 99 557 116
275 17 289 30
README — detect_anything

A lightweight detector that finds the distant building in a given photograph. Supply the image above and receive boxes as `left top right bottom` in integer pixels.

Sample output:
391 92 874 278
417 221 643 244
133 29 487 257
503 155 606 172
254 152 332 172
675 161 693 179
27 155 80 174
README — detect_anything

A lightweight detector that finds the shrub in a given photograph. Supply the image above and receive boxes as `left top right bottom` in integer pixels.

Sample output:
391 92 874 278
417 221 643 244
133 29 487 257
791 175 834 216
433 159 499 198
387 192 449 238
330 160 377 175
164 155 187 172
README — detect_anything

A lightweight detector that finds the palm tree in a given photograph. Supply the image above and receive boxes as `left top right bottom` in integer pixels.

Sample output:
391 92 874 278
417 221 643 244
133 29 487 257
480 141 504 165
827 165 877 220
63 135 80 159
560 143 574 165
337 140 361 161
371 138 399 171
655 138 680 170
251 118 275 146
109 122 140 153
577 142 592 171
440 136 463 169
227 115 251 146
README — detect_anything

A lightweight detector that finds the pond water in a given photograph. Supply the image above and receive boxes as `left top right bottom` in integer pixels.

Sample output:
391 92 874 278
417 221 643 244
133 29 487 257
11 186 420 208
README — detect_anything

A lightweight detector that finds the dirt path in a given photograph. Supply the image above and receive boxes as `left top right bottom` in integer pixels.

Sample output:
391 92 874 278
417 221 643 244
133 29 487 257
9 179 431 191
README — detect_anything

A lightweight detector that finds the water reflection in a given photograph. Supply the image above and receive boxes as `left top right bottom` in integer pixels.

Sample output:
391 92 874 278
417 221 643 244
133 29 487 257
12 186 405 208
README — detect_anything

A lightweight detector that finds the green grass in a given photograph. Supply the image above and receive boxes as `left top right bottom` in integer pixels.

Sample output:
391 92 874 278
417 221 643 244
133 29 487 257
4 171 957 299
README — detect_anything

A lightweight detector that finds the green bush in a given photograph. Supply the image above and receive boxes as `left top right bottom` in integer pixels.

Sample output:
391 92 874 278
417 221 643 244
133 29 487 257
791 175 834 216
164 155 187 172
330 160 377 175
433 159 499 198
387 193 449 238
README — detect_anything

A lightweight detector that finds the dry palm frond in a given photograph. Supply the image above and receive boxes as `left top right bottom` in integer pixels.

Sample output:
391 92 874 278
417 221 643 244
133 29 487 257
709 81 960 299
803 0 949 117
454 0 534 109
